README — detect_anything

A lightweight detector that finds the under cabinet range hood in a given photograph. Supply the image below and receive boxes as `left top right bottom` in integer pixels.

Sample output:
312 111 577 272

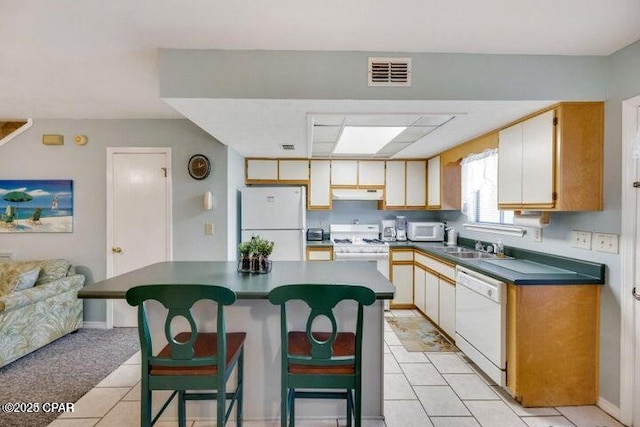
331 189 383 201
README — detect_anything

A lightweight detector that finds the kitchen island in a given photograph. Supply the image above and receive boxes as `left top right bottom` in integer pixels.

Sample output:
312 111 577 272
79 261 394 422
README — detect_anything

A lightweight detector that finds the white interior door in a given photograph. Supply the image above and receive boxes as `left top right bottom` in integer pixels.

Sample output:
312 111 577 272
107 148 172 328
621 100 640 426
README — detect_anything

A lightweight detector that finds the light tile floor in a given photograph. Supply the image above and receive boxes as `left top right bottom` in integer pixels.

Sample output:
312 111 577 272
48 310 625 427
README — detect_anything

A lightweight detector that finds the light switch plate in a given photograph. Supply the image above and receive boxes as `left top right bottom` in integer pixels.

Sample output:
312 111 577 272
594 232 619 254
571 230 592 250
204 223 214 235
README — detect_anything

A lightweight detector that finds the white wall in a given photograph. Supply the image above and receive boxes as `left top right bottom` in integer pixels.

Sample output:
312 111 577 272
0 119 231 321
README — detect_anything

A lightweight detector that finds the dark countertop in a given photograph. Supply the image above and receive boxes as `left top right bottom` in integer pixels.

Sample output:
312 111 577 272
306 240 334 247
389 240 605 285
78 261 395 300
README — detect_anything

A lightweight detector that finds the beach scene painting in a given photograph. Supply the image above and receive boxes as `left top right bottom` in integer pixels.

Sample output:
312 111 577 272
0 180 73 233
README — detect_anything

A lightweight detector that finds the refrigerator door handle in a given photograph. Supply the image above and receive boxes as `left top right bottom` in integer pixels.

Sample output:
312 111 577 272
301 229 306 260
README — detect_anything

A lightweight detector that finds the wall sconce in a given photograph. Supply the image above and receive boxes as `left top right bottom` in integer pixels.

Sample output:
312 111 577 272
203 191 213 210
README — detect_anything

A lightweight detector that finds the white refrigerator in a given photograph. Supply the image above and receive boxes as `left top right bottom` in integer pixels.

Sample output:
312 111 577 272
241 186 306 261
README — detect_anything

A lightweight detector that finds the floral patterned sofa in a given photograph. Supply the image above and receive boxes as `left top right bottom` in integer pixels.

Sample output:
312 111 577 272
0 259 84 368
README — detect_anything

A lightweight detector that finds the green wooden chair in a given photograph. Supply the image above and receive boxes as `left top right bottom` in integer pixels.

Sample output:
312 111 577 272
268 284 376 427
125 284 245 427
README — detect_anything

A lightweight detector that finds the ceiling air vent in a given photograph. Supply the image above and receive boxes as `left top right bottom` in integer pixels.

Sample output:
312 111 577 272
281 144 295 151
368 57 411 87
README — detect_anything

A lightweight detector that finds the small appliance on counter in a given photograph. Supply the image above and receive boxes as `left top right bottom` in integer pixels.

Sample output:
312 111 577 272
381 220 397 241
407 222 445 242
306 228 325 241
446 227 457 245
395 216 407 241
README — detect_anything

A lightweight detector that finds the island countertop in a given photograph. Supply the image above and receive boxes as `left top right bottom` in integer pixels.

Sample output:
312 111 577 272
78 260 396 299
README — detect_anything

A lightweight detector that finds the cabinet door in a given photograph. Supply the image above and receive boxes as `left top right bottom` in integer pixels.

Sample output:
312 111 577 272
358 161 385 187
427 156 441 208
331 160 358 186
306 248 332 261
439 278 456 338
406 160 426 208
424 269 439 323
521 110 554 205
414 264 426 313
391 264 413 305
279 160 309 181
309 160 331 209
385 161 406 208
498 123 523 205
246 159 278 181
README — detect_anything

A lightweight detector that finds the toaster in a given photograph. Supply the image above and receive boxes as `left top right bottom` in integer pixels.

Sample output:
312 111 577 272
306 228 325 241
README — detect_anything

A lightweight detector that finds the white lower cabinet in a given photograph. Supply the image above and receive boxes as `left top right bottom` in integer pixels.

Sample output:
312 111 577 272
413 265 426 313
392 264 414 306
424 269 439 324
438 278 456 338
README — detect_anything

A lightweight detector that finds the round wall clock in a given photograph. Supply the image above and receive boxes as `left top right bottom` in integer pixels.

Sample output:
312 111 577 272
187 154 211 180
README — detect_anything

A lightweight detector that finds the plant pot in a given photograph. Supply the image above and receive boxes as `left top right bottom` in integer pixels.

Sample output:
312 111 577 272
237 255 252 273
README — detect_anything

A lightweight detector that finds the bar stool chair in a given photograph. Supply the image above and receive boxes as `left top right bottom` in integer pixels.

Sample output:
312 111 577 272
125 284 245 427
268 284 376 427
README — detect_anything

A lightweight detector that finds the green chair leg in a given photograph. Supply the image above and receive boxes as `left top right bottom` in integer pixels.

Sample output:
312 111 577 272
178 390 186 427
141 387 152 427
237 349 244 427
289 388 295 426
346 390 353 427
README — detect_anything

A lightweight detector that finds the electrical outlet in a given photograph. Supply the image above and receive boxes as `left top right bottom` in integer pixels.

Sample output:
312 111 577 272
594 232 619 254
571 230 592 250
532 228 542 242
204 223 214 235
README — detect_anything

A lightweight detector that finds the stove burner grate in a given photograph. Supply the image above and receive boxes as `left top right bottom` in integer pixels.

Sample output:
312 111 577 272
363 238 384 244
333 238 352 244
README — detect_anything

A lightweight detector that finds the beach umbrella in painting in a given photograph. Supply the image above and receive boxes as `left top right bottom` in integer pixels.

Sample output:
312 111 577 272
2 191 33 221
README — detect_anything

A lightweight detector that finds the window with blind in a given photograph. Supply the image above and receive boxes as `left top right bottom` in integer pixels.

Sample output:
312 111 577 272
461 149 513 224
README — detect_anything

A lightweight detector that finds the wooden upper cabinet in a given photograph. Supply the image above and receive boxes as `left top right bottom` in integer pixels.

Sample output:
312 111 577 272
278 160 309 182
385 161 406 208
358 161 385 187
246 159 278 182
331 160 358 186
309 160 331 209
406 160 426 208
498 102 603 211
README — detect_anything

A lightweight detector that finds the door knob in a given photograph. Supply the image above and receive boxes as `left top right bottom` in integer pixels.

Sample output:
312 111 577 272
634 287 640 301
112 246 123 254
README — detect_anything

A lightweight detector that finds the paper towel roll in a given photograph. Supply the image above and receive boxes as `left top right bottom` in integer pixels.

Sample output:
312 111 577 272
513 212 550 228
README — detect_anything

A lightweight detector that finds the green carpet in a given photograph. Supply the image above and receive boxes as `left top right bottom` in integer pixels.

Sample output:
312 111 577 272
386 316 458 352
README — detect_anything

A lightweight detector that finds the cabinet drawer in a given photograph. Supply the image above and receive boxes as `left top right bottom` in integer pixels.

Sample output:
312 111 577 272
415 251 455 281
391 250 414 262
306 248 333 261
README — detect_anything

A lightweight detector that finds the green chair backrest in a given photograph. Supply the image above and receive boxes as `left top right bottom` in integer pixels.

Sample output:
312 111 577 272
126 284 236 370
269 284 376 366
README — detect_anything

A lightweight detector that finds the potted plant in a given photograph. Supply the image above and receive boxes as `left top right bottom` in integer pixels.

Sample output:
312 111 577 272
244 236 273 273
238 241 252 272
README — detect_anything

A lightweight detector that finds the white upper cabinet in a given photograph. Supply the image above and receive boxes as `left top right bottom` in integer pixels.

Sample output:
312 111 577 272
427 156 441 208
309 160 331 209
406 160 426 208
358 161 385 187
246 159 278 181
278 160 309 181
521 111 554 204
498 124 524 205
331 160 358 186
498 110 554 207
385 161 406 208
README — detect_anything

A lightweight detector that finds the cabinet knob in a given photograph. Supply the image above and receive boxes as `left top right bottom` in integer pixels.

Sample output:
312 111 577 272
112 246 123 254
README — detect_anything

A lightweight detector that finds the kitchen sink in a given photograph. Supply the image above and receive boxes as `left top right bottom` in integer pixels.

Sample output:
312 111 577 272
447 251 500 259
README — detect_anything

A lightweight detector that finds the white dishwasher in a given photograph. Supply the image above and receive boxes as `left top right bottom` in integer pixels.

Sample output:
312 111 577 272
455 265 507 386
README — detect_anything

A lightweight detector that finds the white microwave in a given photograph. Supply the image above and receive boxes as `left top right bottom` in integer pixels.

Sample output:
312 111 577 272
407 222 445 242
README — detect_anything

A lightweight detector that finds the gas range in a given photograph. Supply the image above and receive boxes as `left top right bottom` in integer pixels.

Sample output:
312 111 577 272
330 224 390 254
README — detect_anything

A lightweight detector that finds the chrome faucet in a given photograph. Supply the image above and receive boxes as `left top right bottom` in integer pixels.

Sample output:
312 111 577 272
475 241 485 251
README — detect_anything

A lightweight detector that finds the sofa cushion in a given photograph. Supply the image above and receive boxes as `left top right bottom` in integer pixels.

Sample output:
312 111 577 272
11 268 41 292
0 259 71 287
